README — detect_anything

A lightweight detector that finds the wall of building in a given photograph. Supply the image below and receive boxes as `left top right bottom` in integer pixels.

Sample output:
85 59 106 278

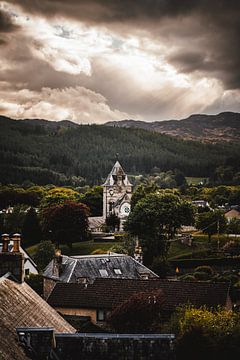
55 307 97 323
24 259 38 276
17 329 175 360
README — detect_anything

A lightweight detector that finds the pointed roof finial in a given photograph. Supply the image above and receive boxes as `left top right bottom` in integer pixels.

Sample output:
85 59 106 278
115 153 119 161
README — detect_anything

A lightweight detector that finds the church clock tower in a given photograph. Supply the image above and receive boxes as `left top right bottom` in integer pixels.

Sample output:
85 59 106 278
102 161 132 224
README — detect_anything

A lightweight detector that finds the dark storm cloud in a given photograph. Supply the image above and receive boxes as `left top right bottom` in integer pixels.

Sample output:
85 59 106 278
4 0 196 21
6 0 240 90
0 9 18 32
0 9 19 46
5 1 239 23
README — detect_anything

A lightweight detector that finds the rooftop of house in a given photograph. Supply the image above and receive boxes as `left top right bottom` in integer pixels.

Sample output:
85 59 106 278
47 278 230 312
16 329 175 360
225 209 240 219
88 216 105 229
0 274 75 360
43 253 158 282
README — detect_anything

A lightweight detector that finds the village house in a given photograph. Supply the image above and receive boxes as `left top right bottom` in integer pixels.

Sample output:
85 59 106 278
43 252 158 299
225 208 240 223
192 199 211 208
47 277 231 326
0 232 175 360
0 234 75 360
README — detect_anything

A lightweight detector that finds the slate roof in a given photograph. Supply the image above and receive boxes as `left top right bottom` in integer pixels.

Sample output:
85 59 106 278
0 275 75 360
88 216 105 229
48 278 230 312
103 161 132 186
43 253 158 282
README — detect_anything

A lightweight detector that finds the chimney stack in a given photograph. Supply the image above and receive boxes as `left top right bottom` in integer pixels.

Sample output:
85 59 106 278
0 233 24 283
134 237 143 264
52 249 63 278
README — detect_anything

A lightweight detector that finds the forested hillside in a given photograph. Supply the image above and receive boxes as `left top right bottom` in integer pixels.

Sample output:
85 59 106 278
0 116 240 186
106 112 240 142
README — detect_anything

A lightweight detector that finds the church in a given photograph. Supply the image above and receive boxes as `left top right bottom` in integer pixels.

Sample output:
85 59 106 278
88 161 132 232
103 161 132 221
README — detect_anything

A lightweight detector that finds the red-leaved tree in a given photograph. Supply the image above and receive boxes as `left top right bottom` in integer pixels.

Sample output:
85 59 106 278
41 200 90 248
108 289 165 333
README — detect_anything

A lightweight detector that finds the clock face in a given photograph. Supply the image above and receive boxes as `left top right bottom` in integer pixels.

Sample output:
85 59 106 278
109 188 114 196
120 202 131 215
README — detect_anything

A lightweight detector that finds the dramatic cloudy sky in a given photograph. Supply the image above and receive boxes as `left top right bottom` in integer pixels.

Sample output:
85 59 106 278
0 0 239 123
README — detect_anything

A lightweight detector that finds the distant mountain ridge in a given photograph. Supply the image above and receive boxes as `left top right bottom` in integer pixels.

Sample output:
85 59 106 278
105 112 240 142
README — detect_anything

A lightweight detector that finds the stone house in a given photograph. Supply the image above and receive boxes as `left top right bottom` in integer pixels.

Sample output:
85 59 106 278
43 252 158 299
47 277 231 325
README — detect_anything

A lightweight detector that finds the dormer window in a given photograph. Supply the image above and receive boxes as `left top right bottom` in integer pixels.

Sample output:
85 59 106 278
99 269 108 277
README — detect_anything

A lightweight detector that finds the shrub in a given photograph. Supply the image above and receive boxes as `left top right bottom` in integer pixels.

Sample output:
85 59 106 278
179 274 196 282
195 266 214 276
151 257 172 278
193 271 210 281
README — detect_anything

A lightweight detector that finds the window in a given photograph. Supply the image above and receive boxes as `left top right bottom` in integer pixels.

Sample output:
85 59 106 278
25 269 30 276
114 268 122 275
99 269 108 277
97 309 106 322
141 274 149 280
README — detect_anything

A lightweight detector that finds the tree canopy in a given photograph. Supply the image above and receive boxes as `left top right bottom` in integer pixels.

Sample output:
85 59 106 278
108 289 165 333
22 207 42 246
1 118 240 186
33 240 55 271
196 210 227 242
41 200 90 248
125 192 195 263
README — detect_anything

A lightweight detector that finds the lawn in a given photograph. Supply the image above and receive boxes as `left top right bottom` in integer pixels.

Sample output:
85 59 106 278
168 233 240 260
168 235 210 260
27 240 118 257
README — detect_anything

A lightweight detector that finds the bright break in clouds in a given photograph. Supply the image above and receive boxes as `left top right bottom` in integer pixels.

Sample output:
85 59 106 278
0 0 240 123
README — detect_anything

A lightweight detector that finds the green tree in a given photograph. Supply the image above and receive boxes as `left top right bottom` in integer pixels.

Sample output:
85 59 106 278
125 192 195 263
106 213 120 232
131 182 159 211
22 207 42 246
40 187 80 209
33 240 55 271
151 257 172 279
167 306 240 360
41 201 90 248
3 205 27 233
80 186 103 216
227 219 240 234
25 273 43 296
196 210 226 242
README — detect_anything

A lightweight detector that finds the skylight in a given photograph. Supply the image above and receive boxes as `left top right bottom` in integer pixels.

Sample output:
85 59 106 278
114 269 122 275
99 269 108 277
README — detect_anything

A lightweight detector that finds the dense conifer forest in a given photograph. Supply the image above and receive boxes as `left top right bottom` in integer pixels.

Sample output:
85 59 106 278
0 116 240 186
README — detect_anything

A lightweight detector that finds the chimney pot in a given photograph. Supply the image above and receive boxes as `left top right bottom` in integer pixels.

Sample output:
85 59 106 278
1 233 10 252
11 233 21 253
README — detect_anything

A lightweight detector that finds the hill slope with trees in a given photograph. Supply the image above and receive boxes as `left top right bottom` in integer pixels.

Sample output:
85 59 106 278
106 112 240 142
0 115 240 185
